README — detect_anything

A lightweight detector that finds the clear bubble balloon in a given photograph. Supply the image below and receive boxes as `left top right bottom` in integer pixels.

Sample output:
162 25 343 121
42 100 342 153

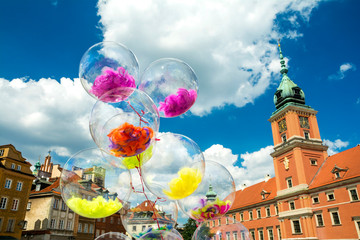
80 41 139 101
120 184 178 239
192 221 250 240
178 161 235 223
139 228 183 240
96 232 131 240
60 148 132 218
141 133 205 200
139 58 198 118
90 88 160 159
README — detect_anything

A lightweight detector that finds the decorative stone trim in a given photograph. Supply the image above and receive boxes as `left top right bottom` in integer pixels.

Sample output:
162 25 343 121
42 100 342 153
277 184 309 197
279 208 313 219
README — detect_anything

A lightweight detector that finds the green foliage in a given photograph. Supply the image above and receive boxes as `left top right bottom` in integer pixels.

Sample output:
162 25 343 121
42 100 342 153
181 218 197 240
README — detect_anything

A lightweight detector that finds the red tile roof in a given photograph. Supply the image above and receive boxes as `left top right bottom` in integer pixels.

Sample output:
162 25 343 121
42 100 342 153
31 178 61 194
230 177 277 210
310 145 360 189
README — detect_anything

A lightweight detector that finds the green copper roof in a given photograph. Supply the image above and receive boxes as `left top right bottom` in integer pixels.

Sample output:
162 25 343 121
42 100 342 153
206 184 217 201
34 160 41 170
273 41 305 109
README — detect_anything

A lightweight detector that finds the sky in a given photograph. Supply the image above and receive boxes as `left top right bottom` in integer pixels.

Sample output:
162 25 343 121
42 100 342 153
1 0 360 204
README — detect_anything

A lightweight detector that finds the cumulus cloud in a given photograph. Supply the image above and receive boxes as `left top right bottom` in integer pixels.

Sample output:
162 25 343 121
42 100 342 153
328 62 356 80
323 139 349 156
203 144 274 189
97 0 320 116
0 77 96 165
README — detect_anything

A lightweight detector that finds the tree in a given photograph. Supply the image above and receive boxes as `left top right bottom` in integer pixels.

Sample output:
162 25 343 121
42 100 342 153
180 218 197 240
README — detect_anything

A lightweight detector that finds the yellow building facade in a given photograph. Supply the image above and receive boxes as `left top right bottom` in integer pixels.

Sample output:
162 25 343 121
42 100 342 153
0 144 35 239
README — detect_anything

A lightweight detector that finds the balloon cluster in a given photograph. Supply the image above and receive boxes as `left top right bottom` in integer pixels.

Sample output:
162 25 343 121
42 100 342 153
60 41 248 240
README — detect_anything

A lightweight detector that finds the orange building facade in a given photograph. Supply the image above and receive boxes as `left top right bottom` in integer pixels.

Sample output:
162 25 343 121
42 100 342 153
211 45 360 240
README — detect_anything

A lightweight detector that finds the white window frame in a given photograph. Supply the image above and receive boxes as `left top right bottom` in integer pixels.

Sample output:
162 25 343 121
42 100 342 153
67 220 72 230
258 229 264 240
257 209 261 219
276 226 281 240
226 216 229 224
315 213 324 227
249 211 253 220
89 224 93 233
240 212 244 221
53 198 59 209
0 149 4 156
281 133 287 142
310 158 317 165
233 214 236 223
226 232 230 240
312 195 319 204
0 197 8 209
4 179 12 189
329 208 341 225
286 177 293 188
11 199 19 211
304 131 310 140
348 187 359 201
266 207 271 217
78 223 83 232
218 218 221 226
354 218 360 239
233 231 238 240
16 182 23 191
59 219 64 230
326 191 335 201
275 205 279 215
6 219 15 232
96 229 100 237
289 201 295 210
11 163 15 169
267 228 274 240
291 219 302 234
17 165 21 171
50 219 56 229
84 223 88 233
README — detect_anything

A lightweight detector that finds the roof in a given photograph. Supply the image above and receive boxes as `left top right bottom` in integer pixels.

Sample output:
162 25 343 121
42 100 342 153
310 145 360 189
230 177 277 210
31 178 61 195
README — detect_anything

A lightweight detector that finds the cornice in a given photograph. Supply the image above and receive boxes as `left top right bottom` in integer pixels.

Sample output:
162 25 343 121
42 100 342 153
269 104 317 122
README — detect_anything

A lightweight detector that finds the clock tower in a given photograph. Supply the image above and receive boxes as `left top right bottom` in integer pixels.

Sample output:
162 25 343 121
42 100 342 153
268 42 328 239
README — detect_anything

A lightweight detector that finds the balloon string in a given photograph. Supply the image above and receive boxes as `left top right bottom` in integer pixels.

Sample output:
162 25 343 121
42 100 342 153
127 101 149 126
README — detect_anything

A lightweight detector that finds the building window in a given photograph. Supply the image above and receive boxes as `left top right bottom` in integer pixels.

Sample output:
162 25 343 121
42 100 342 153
89 224 93 233
111 217 114 224
78 223 82 232
16 182 23 191
97 218 101 222
257 209 261 219
266 207 270 217
334 172 341 178
233 214 236 223
258 229 264 240
240 231 246 240
11 163 15 169
118 218 121 224
102 218 106 223
4 179 12 189
96 229 100 237
50 219 56 229
281 134 287 142
233 232 238 240
35 184 41 191
132 226 136 231
0 197 8 209
349 188 359 201
67 221 72 230
213 221 215 227
6 219 15 232
53 199 59 209
226 216 229 224
249 211 253 220
304 131 310 140
310 158 317 165
292 220 302 234
226 232 230 240
277 226 281 240
240 212 244 221
267 228 274 240
142 226 146 231
61 201 67 211
0 149 4 156
315 213 324 227
11 199 19 211
84 223 88 233
250 230 255 240
312 196 319 204
329 210 341 225
275 205 279 215
286 177 293 188
17 165 21 171
289 201 295 210
327 192 335 201
59 220 64 230
218 219 221 226
0 218 3 231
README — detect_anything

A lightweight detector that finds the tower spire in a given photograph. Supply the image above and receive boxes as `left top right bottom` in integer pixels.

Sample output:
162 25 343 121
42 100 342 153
278 39 288 76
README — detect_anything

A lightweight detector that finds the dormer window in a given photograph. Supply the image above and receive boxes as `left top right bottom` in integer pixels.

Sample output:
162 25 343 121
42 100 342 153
261 190 270 200
331 165 348 179
310 158 317 166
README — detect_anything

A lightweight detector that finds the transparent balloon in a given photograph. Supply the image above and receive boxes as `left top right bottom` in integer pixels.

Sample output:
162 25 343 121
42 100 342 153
96 232 131 240
141 133 205 200
60 148 132 218
178 161 235 223
139 228 183 240
192 221 250 240
79 41 139 101
120 184 178 239
90 88 160 158
139 58 198 118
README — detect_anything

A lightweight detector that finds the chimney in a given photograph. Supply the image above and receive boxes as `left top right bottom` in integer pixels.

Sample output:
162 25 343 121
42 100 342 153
264 174 271 182
240 184 247 190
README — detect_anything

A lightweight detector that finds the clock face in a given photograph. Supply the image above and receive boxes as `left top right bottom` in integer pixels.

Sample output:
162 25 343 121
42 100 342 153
299 116 310 129
278 119 287 133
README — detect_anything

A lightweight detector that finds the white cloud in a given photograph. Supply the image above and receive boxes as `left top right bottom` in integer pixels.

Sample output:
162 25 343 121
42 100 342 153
323 139 349 156
0 77 96 165
328 62 356 80
97 0 320 116
203 144 274 189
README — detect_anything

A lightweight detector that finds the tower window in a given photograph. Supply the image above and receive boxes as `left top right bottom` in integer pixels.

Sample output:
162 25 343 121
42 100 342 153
281 134 287 142
286 177 293 188
304 131 310 140
310 158 317 166
289 201 295 210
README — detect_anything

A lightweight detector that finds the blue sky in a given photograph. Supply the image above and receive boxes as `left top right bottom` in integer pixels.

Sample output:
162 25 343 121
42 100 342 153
0 0 359 190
